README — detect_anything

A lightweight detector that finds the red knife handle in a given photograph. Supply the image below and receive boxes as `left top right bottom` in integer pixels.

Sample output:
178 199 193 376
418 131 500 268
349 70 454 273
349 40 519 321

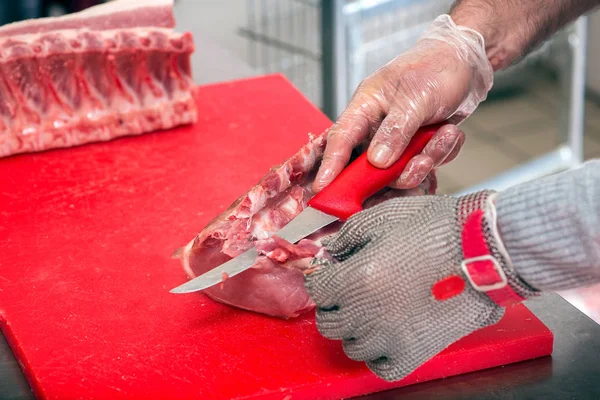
308 123 444 221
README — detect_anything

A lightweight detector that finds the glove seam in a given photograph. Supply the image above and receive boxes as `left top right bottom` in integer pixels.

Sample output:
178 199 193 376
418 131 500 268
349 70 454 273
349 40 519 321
485 193 515 275
483 194 539 298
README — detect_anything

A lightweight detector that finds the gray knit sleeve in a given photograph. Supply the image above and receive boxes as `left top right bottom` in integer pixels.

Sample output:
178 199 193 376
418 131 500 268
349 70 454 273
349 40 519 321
496 160 600 292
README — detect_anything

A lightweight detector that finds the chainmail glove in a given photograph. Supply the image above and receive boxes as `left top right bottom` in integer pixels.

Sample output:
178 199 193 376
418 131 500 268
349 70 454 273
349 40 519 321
304 191 537 382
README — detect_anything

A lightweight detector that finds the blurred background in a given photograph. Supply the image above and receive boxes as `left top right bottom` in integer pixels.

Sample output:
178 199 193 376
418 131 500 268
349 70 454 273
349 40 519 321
2 0 600 320
2 0 598 193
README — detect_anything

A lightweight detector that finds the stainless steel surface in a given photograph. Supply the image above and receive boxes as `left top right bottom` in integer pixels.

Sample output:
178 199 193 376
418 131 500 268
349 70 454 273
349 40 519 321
170 207 337 293
0 334 33 400
2 294 600 399
321 0 347 118
242 0 322 107
274 206 339 244
173 3 257 85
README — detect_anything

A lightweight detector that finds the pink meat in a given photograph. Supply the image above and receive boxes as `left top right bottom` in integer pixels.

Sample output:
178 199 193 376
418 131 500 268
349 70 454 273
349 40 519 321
255 236 324 264
175 131 438 318
0 0 197 158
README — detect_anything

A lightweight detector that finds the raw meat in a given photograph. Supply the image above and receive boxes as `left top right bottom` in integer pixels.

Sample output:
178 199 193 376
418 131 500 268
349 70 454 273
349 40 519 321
175 131 438 318
0 0 197 158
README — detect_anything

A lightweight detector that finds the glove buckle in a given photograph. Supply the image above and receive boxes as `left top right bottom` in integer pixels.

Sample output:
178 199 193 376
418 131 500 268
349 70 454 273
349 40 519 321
460 255 508 292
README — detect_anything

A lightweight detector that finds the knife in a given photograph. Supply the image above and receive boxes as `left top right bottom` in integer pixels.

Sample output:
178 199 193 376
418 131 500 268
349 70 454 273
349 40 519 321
170 123 443 294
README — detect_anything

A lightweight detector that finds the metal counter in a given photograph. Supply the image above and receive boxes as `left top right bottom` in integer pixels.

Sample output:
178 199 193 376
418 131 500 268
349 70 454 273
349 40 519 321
2 294 600 400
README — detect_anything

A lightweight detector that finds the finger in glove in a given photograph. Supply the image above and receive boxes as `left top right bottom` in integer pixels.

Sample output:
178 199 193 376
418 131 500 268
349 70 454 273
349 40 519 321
324 196 440 259
313 91 384 193
342 325 389 362
392 124 464 189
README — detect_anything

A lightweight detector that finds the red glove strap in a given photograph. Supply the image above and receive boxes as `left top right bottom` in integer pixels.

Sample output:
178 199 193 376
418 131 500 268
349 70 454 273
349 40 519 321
461 209 525 307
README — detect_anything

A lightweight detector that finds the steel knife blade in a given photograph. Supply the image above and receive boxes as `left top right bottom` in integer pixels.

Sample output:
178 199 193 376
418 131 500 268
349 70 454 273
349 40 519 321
170 123 443 294
169 207 337 293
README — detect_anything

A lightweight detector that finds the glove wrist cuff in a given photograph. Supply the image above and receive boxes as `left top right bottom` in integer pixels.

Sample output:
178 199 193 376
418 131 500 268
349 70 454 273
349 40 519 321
458 191 537 307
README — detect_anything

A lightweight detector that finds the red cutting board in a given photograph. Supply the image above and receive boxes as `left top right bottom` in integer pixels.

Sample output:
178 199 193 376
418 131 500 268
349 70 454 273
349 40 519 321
0 75 553 400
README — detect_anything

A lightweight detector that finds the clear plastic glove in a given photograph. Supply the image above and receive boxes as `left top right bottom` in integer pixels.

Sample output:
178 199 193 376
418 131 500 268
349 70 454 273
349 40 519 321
313 15 494 193
304 191 536 382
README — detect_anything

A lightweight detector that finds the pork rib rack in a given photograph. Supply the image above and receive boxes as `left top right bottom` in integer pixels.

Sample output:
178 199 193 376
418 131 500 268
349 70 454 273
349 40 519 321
0 0 197 157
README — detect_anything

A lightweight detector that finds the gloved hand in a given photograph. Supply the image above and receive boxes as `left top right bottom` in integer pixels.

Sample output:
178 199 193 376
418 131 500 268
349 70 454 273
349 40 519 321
313 15 494 193
304 191 537 382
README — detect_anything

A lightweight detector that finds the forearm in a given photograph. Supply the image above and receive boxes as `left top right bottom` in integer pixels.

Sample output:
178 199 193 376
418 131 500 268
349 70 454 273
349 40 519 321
496 160 600 292
450 0 599 70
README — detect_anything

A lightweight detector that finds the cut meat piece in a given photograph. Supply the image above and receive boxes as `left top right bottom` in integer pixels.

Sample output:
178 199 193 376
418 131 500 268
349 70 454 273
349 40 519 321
0 0 197 158
175 132 438 318
255 236 324 264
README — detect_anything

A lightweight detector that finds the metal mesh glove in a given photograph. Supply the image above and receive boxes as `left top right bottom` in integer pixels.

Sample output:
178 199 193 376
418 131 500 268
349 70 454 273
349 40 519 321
313 15 493 193
304 191 537 382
